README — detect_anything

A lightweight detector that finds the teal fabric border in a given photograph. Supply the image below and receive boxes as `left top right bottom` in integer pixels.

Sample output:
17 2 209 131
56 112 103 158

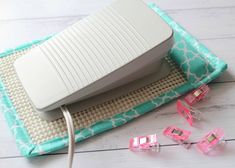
0 3 227 157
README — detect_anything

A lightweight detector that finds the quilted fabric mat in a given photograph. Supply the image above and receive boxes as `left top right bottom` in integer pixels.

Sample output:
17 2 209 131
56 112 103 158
0 3 227 157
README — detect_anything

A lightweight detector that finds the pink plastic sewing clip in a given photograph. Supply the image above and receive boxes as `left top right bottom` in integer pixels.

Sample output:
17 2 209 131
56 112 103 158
177 100 202 126
163 126 192 149
184 84 210 106
129 134 160 152
197 128 226 154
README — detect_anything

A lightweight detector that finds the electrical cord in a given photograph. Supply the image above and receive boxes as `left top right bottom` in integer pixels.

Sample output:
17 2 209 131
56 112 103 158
60 105 75 168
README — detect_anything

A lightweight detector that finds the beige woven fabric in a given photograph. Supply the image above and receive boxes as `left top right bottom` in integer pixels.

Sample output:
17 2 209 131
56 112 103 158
0 46 186 144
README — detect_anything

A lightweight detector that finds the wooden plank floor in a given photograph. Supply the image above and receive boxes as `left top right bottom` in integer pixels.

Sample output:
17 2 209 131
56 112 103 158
0 0 235 167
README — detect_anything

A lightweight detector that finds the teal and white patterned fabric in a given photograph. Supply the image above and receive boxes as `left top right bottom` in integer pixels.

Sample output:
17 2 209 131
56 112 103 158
0 3 227 157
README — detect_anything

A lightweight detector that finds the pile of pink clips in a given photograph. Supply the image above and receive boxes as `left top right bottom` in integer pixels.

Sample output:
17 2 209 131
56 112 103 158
129 84 226 155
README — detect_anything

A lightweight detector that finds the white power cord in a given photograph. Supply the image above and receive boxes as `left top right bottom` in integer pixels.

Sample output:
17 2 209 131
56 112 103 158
60 105 75 168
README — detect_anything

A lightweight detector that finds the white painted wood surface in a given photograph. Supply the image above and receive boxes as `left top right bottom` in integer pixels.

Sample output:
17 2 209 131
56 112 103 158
0 0 235 167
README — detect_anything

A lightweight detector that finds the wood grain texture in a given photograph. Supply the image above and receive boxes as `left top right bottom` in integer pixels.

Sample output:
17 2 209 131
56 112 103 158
1 0 235 20
0 142 234 168
0 0 234 167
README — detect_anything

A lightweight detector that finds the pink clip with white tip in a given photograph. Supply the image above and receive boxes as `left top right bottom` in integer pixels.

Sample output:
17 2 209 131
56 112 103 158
184 84 210 106
197 128 226 154
129 134 160 152
177 100 202 126
163 126 192 149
